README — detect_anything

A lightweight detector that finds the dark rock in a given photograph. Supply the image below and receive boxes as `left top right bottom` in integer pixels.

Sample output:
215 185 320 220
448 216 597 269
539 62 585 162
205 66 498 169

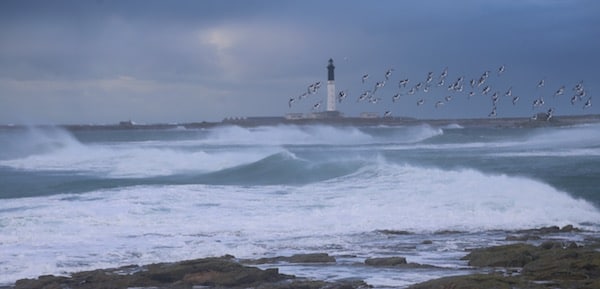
14 256 299 289
561 224 581 232
407 274 544 289
14 275 71 289
515 224 582 235
421 240 433 244
376 229 413 235
402 263 440 269
363 256 440 269
257 279 372 289
505 234 541 241
540 240 563 250
242 253 336 265
522 247 600 281
434 230 464 235
286 253 336 263
434 241 600 289
463 243 539 267
364 257 407 266
567 241 580 249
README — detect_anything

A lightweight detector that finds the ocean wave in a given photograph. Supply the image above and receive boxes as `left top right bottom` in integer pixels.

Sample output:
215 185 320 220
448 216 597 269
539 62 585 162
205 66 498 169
0 124 445 178
195 150 367 185
521 123 600 149
1 161 599 284
197 124 444 146
0 127 282 178
313 161 600 233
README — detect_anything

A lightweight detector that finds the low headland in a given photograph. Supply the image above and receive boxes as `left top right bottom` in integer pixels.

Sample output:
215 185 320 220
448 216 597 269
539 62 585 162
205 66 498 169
2 114 600 131
10 225 600 289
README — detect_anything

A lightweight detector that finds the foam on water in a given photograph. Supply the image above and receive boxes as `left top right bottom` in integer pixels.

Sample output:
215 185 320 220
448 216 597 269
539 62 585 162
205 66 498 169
519 123 600 149
0 127 285 178
1 160 598 284
200 125 376 145
1 145 282 178
1 123 600 285
194 124 444 146
0 125 444 179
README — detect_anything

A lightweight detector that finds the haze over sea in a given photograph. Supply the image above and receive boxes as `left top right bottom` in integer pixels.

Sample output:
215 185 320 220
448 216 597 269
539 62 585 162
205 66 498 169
1 122 600 287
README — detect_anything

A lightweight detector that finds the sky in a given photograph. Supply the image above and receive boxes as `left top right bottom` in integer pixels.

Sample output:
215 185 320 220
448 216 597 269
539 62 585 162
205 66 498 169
0 0 599 125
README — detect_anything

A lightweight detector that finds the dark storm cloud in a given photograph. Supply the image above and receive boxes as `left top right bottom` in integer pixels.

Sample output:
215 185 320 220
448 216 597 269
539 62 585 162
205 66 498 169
0 0 599 124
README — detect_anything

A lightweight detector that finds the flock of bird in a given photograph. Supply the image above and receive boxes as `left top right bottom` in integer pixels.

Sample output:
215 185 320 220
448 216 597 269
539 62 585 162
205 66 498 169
288 64 593 120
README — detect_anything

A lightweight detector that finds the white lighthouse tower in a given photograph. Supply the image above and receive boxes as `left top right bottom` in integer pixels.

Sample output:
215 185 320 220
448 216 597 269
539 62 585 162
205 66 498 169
326 58 336 111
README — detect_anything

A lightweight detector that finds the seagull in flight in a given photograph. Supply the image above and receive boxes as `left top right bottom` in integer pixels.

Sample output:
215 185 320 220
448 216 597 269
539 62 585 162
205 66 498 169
338 91 347 103
373 81 386 93
312 101 322 111
385 69 394 80
583 97 592 109
488 106 497 118
426 72 434 84
437 78 445 87
497 65 505 76
537 79 545 88
358 90 371 102
546 108 554 121
532 96 545 109
554 85 565 97
512 95 520 105
505 87 512 98
440 67 448 79
399 79 409 88
482 85 491 95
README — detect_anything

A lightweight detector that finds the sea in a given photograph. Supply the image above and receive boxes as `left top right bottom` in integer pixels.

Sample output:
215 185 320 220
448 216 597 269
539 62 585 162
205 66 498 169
1 122 599 287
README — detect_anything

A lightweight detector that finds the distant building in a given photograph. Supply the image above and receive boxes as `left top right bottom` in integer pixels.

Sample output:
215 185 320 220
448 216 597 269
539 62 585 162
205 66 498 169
309 110 343 119
285 113 304 120
360 112 379 119
119 120 135 127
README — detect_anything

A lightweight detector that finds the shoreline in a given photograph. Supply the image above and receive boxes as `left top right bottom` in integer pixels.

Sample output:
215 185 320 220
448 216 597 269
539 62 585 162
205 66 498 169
1 113 600 131
8 225 600 289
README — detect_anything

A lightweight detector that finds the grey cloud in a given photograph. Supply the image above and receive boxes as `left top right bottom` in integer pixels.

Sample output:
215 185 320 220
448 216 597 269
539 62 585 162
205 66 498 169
0 0 598 124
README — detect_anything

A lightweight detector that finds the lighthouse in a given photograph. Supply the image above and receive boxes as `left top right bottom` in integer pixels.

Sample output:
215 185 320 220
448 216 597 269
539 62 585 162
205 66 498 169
326 58 336 111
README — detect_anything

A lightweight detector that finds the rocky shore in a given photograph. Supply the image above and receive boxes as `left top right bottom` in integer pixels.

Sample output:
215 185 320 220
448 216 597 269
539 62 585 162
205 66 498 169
10 226 600 289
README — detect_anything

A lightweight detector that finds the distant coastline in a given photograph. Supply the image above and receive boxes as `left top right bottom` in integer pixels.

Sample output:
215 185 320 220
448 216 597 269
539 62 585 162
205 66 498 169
2 113 600 131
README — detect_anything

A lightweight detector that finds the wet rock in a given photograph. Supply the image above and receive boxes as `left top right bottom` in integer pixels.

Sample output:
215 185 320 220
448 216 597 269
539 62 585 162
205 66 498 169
14 256 299 289
407 274 544 289
560 224 581 232
434 230 464 235
258 279 372 289
14 275 71 289
522 247 600 281
376 229 412 235
463 243 539 267
364 257 407 266
242 253 336 265
515 224 581 235
431 241 600 289
363 257 439 269
505 234 541 241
